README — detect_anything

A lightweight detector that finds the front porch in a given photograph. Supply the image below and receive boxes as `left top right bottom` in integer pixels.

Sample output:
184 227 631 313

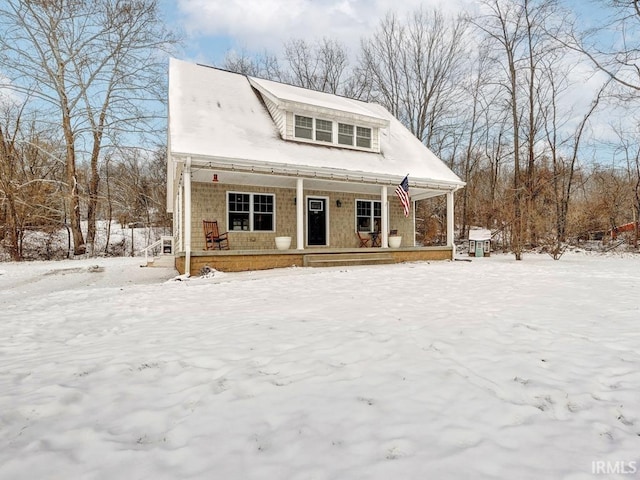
175 245 454 274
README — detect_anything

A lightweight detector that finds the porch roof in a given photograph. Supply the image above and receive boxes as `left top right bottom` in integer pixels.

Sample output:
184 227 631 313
168 58 464 198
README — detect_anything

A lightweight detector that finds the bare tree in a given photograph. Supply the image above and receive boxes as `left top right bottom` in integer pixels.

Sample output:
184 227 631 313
473 0 569 259
282 38 351 94
0 102 66 260
457 45 497 239
473 0 527 259
612 123 640 247
538 50 608 257
358 8 469 154
222 49 283 80
566 1 640 94
0 0 178 255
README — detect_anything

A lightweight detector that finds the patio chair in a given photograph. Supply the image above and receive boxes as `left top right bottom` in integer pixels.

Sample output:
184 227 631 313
203 220 230 250
357 231 370 247
371 231 382 247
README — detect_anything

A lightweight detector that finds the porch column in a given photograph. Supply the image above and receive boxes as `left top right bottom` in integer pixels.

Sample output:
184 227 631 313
176 187 183 252
184 157 192 276
446 190 455 256
381 185 388 248
296 178 304 250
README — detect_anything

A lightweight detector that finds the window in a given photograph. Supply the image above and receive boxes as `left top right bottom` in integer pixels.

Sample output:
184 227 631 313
316 119 333 142
228 193 250 231
295 115 313 139
294 114 374 150
338 123 354 145
253 194 274 231
356 126 372 148
228 192 274 231
356 200 381 232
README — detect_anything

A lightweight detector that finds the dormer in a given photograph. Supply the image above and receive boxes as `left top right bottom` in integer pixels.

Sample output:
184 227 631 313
248 76 389 153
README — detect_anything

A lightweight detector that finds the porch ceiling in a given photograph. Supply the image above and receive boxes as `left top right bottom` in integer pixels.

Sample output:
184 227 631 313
188 164 450 200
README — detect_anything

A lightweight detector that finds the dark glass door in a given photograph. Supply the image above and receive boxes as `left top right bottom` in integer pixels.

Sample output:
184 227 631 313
307 198 326 246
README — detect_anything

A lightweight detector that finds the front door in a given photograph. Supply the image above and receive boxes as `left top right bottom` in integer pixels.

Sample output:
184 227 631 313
307 197 327 246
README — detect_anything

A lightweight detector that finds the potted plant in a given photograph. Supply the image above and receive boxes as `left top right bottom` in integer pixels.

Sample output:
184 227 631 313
388 232 401 248
275 236 292 250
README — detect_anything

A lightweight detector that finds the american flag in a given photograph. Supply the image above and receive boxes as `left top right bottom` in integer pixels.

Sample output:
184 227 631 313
395 175 410 217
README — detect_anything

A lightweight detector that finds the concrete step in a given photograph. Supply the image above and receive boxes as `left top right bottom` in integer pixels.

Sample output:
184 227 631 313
303 252 394 268
146 255 175 268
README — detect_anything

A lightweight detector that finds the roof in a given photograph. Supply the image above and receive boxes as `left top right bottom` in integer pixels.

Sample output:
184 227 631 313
168 58 464 191
469 229 492 241
248 76 389 127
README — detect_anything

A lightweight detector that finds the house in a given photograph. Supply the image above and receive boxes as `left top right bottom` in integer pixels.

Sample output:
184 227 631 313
468 229 492 257
167 58 465 274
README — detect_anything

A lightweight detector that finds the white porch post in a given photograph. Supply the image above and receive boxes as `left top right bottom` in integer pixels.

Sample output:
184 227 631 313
381 185 388 248
176 187 182 252
184 157 192 276
296 178 304 250
447 190 455 257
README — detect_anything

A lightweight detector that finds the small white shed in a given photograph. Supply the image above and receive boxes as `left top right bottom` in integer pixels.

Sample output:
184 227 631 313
469 229 491 257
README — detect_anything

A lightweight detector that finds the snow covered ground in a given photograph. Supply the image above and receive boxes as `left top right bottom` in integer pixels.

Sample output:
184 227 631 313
0 252 639 479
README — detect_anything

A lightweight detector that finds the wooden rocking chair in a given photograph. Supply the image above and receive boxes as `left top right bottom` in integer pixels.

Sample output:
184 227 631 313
203 220 230 250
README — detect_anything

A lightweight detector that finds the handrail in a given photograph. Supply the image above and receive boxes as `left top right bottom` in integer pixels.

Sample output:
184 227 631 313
142 238 162 264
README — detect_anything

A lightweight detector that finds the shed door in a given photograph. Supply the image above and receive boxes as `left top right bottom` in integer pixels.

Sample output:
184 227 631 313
475 242 484 257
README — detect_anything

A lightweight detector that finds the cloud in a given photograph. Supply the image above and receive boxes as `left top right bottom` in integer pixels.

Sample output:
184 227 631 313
0 71 24 109
175 0 477 58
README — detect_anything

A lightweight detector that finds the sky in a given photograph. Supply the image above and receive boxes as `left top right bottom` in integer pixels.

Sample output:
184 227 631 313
1 251 639 479
159 0 626 161
160 0 482 65
160 0 605 66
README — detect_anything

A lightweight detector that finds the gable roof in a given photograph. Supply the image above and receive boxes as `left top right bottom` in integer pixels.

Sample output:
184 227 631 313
248 76 390 128
168 58 464 192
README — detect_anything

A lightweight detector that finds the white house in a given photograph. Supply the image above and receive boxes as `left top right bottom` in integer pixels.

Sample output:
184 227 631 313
167 58 465 273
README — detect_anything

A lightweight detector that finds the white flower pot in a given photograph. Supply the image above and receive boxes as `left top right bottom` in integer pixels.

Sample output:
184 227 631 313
275 236 292 250
388 236 402 248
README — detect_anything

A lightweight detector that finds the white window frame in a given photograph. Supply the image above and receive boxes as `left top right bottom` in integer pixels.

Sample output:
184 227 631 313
294 115 313 139
338 123 354 146
315 118 333 143
227 191 276 232
355 199 382 232
292 113 374 151
356 126 372 148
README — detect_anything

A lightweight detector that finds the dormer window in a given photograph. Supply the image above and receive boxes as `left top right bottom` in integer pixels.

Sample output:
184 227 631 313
316 119 333 143
295 115 313 139
338 123 354 145
293 113 376 151
356 126 372 148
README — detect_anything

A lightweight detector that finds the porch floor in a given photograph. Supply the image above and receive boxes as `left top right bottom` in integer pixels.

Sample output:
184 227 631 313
174 246 454 274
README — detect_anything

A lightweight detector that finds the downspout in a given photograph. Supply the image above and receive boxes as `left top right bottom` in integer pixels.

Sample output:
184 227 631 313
184 156 192 276
177 187 183 251
381 185 388 248
296 178 304 250
447 190 455 259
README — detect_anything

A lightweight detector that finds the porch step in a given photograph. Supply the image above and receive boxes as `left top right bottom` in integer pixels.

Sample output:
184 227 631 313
146 255 176 268
303 251 394 268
